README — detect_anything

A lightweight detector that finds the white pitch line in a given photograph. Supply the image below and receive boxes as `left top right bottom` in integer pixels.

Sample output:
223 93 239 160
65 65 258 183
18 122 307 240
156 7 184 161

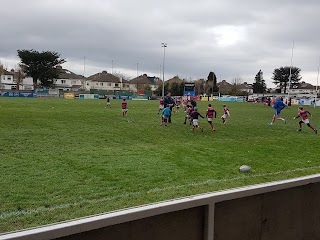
1 166 320 220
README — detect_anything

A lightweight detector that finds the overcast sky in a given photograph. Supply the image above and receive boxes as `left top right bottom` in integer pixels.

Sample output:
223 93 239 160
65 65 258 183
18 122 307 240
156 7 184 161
1 0 320 87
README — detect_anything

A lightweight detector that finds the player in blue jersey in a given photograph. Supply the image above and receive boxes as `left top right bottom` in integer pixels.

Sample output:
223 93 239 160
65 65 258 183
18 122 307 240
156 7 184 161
269 97 286 125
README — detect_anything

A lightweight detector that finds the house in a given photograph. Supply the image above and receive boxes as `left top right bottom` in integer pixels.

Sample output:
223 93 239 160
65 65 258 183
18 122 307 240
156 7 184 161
129 74 160 92
289 82 316 95
166 76 184 84
87 71 130 91
238 82 253 94
0 69 34 91
0 69 15 90
55 66 86 91
217 80 232 94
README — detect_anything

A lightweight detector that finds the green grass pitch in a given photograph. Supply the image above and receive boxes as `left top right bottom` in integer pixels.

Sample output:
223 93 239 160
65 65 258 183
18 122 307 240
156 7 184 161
0 97 319 233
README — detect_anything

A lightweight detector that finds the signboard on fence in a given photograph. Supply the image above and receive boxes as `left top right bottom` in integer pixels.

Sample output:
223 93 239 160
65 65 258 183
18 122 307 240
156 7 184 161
1 92 36 97
218 96 244 102
64 93 75 99
79 94 99 99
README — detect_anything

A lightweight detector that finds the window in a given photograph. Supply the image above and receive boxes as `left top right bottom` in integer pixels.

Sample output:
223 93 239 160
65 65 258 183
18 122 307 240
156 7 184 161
61 80 66 84
7 77 12 80
100 83 103 86
115 83 119 87
107 83 111 86
71 80 76 85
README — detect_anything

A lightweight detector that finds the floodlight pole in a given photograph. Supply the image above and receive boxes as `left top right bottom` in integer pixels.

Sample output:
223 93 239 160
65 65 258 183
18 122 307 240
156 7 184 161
219 74 221 98
288 41 294 102
212 68 214 97
112 59 114 74
315 57 320 108
83 56 86 89
161 43 167 98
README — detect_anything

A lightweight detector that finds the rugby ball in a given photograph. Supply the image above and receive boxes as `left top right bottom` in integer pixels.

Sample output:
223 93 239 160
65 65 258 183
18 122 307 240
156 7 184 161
239 165 251 173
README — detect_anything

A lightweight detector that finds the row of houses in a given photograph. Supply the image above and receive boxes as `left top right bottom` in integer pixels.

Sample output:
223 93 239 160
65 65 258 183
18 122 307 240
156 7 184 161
0 67 160 93
0 67 318 95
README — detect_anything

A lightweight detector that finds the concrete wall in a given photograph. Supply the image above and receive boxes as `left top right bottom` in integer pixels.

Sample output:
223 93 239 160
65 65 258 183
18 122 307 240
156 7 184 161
1 174 320 240
214 183 320 240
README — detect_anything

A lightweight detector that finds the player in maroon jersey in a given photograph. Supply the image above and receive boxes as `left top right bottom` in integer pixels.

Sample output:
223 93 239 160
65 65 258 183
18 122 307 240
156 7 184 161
182 98 188 112
183 105 193 125
121 98 128 117
175 97 181 113
158 97 164 114
190 107 205 132
293 106 317 134
221 104 230 124
206 104 217 131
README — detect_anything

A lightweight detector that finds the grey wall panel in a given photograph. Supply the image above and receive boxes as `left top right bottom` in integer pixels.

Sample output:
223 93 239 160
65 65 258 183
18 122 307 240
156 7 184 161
56 207 205 240
213 182 320 240
214 195 263 240
261 183 320 240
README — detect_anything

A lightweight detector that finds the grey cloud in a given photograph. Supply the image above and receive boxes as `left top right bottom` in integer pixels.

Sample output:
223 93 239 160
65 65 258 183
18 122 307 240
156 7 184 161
1 0 320 87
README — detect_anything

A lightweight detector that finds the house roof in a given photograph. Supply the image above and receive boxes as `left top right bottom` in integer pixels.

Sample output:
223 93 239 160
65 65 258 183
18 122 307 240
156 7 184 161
166 76 184 84
296 82 315 89
87 71 121 83
58 67 86 80
238 82 253 89
13 71 26 80
130 74 158 85
2 69 14 76
217 80 232 88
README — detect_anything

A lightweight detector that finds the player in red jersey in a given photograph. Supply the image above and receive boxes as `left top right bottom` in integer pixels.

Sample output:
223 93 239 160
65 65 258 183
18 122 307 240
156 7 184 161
190 107 205 132
293 106 317 134
183 105 193 125
221 104 230 124
121 99 128 117
158 97 164 114
206 104 217 131
182 98 188 112
175 97 181 113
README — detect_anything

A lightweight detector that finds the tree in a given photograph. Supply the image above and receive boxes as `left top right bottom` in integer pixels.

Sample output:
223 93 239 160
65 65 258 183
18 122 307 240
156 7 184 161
138 84 151 91
252 70 266 94
272 66 301 94
170 82 180 96
207 72 219 95
164 81 170 96
229 77 247 96
0 63 4 76
195 79 204 95
17 49 66 91
179 82 185 96
154 82 163 96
